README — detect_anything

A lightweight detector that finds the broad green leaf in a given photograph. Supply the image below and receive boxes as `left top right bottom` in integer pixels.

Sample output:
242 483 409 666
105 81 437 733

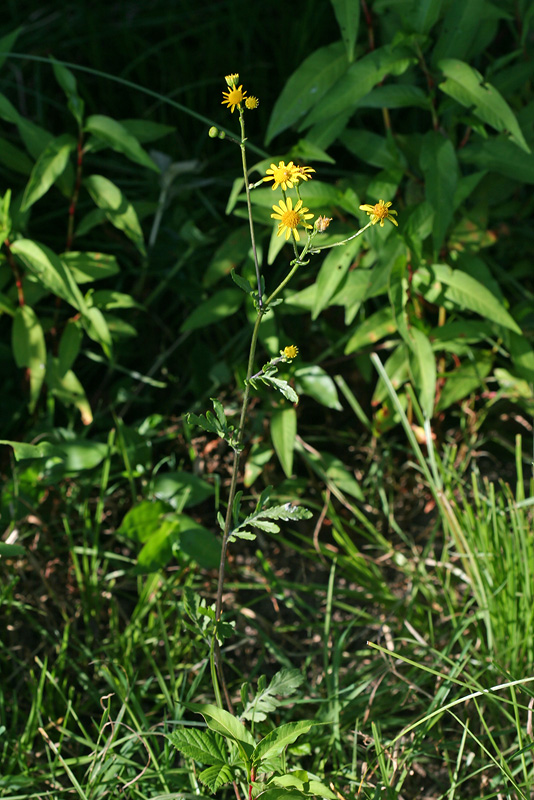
58 319 83 376
340 129 404 170
168 727 226 765
432 0 485 62
85 115 160 172
294 365 342 410
60 251 120 283
409 328 436 419
199 764 235 793
420 131 458 257
119 119 176 144
430 264 521 333
507 330 534 384
175 514 221 569
312 236 361 319
439 59 530 153
45 440 108 472
359 84 431 109
0 136 33 175
330 0 360 62
271 407 297 478
0 542 26 557
256 790 306 800
152 471 214 510
136 519 180 572
11 240 88 312
91 289 141 310
0 27 21 71
408 0 444 34
12 305 46 412
0 440 62 461
183 703 255 752
204 227 252 287
51 58 85 126
180 289 243 332
84 175 146 256
253 721 315 766
81 306 113 356
266 42 347 144
46 356 93 425
344 306 397 354
458 138 534 183
302 45 415 128
436 351 493 411
118 499 173 543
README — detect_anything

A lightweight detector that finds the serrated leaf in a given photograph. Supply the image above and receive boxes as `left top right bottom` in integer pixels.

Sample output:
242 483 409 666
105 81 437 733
253 721 315 766
199 764 235 792
261 376 299 404
85 115 160 172
183 703 255 755
242 668 303 722
439 59 530 153
168 727 226 765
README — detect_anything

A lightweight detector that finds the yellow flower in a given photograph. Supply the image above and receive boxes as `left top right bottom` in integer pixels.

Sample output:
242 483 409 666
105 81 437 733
263 160 297 191
359 199 398 227
282 345 299 359
222 84 247 113
225 73 239 87
271 197 314 242
291 164 315 184
245 96 259 109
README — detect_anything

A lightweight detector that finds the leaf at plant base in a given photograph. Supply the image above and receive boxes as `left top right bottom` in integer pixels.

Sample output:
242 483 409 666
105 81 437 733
266 41 347 143
175 514 221 569
183 703 255 752
180 289 243 333
420 131 458 258
45 439 109 472
12 305 46 412
46 356 93 425
118 499 173 543
59 253 119 287
458 138 534 183
253 721 315 766
439 59 530 153
20 133 76 211
199 764 235 793
256 790 308 800
11 240 88 313
0 440 63 461
436 351 493 412
294 364 342 410
85 115 160 172
84 174 146 256
372 343 411 405
135 518 181 573
0 541 26 557
168 727 226 765
271 407 297 478
152 471 214 510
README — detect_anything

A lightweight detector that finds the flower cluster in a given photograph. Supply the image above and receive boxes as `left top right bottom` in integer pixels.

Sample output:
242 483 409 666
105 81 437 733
262 160 316 242
221 73 258 114
263 161 315 192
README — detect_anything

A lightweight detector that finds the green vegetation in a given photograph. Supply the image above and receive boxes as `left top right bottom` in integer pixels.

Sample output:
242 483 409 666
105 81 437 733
1 1 534 798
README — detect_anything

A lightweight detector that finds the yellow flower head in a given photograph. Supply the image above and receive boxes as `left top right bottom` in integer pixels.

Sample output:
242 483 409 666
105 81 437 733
225 73 239 87
245 96 259 110
263 160 297 191
291 164 315 184
359 199 398 227
282 345 299 359
222 84 247 113
271 197 314 242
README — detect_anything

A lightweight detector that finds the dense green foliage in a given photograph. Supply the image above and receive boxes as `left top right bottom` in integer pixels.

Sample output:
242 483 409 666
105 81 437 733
1 1 534 798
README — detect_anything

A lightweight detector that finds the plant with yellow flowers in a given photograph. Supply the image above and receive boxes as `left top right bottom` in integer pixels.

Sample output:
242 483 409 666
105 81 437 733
169 72 398 800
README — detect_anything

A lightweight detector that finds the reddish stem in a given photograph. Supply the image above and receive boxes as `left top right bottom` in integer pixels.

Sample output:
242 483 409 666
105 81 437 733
4 238 24 306
65 132 84 252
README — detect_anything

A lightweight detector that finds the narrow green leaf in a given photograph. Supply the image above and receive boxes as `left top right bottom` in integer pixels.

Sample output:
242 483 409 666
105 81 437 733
180 289 243 332
253 721 315 766
294 365 342 410
436 352 493 411
458 138 534 183
58 319 83 376
312 236 361 319
84 175 146 256
344 306 397 354
12 305 46 412
11 239 88 313
46 356 93 425
271 407 297 478
266 42 347 144
408 0 444 34
409 328 436 419
0 27 22 71
85 115 160 172
432 0 485 62
60 251 120 283
51 58 85 126
420 131 458 258
330 0 360 62
439 59 530 153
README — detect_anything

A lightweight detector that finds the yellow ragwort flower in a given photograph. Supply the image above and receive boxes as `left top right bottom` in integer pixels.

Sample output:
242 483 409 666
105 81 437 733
291 164 315 184
225 73 239 87
222 84 247 113
263 160 297 191
359 199 398 227
271 197 314 242
245 96 259 110
282 345 299 359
